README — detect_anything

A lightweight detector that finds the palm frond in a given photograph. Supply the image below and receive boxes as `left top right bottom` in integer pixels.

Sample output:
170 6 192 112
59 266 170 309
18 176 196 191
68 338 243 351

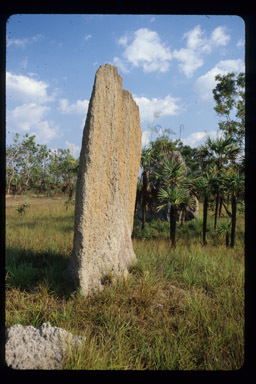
158 186 189 205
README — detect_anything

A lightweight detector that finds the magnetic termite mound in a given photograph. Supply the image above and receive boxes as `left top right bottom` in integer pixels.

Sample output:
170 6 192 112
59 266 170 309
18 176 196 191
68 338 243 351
67 63 142 296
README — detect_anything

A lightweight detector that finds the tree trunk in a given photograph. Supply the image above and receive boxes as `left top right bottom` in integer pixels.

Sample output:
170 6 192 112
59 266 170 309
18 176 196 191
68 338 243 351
230 194 237 248
170 204 177 248
68 182 73 201
214 190 219 230
218 197 223 218
179 203 185 227
203 195 208 245
226 230 229 247
223 202 232 218
141 169 149 229
7 173 13 195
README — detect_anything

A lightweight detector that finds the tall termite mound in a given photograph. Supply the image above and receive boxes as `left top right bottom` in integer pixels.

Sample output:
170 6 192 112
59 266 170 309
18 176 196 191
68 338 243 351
68 64 142 296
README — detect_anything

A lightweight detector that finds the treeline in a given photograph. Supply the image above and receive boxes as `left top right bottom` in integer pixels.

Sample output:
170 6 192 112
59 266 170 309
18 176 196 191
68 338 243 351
6 71 245 248
135 72 245 248
6 133 79 198
137 132 244 248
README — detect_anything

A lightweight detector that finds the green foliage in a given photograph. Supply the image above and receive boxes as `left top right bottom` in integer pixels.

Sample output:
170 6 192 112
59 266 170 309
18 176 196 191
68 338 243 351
158 186 188 208
213 72 245 146
16 199 30 215
177 144 200 173
6 133 79 196
222 167 245 198
5 198 244 370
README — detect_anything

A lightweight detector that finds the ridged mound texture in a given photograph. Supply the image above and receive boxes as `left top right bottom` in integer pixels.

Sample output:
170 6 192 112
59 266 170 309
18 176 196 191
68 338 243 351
68 64 141 296
5 322 85 369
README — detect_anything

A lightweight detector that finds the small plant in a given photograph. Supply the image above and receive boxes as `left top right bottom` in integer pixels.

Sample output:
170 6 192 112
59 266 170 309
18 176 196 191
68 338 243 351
64 197 75 211
6 197 245 370
16 199 30 215
216 220 231 247
128 260 144 277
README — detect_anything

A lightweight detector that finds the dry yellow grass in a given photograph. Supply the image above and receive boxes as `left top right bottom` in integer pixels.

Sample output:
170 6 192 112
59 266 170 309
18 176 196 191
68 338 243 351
5 196 245 370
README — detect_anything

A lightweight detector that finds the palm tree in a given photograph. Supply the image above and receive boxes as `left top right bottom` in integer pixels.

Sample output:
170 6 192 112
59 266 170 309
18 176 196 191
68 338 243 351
155 157 187 248
193 165 218 245
203 135 241 230
140 144 155 229
222 168 244 248
216 220 231 247
158 186 188 248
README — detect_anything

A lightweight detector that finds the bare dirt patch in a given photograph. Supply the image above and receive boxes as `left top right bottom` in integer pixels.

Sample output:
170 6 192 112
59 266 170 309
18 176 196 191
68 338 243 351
5 195 68 207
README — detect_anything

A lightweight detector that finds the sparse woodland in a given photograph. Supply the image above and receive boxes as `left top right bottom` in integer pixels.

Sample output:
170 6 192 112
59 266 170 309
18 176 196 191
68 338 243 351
5 72 245 369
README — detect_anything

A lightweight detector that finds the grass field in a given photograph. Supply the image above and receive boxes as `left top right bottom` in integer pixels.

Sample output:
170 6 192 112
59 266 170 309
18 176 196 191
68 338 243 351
5 195 245 370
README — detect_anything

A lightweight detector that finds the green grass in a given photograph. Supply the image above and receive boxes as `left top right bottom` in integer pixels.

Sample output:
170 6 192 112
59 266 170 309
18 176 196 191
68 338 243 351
5 196 245 370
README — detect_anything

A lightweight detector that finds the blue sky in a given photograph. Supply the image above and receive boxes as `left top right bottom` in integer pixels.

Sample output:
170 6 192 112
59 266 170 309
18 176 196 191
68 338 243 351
6 14 245 157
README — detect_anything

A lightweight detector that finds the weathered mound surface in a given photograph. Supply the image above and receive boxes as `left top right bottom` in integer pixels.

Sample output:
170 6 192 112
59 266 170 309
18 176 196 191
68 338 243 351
5 322 85 370
68 64 141 297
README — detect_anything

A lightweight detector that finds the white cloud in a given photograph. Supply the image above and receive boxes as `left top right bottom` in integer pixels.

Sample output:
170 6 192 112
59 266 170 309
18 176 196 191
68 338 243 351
115 25 231 77
7 34 44 48
236 38 244 48
7 102 60 144
210 26 230 47
173 25 231 78
84 34 92 41
117 35 128 47
182 130 224 148
194 59 245 101
33 121 60 144
183 25 210 53
6 70 61 144
6 72 53 104
182 131 207 147
7 37 29 48
58 98 89 115
173 48 204 78
115 28 172 74
134 94 181 122
113 57 130 74
20 56 28 70
7 103 50 131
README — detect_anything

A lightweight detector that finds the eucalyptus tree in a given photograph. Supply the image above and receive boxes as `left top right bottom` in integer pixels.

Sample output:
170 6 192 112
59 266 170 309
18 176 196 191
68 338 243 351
213 72 245 147
30 144 52 194
6 133 23 194
6 133 51 195
48 148 78 197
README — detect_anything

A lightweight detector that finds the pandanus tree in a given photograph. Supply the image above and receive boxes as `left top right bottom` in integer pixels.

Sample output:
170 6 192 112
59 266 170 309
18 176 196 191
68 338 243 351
139 133 178 229
201 135 241 230
140 144 155 229
222 168 245 248
158 186 189 248
193 165 218 245
155 158 189 248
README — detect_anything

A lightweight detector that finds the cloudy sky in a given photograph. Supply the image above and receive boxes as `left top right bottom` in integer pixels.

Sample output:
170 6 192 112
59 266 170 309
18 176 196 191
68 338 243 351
6 14 245 157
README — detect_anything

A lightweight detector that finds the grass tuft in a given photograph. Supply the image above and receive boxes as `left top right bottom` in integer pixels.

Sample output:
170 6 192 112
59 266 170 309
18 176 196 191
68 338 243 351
5 196 244 370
